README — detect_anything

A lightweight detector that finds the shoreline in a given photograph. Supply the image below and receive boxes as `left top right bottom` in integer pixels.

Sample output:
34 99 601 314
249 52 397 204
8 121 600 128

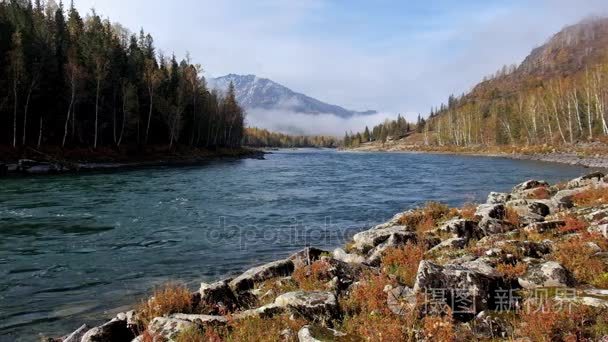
341 144 608 169
0 147 266 176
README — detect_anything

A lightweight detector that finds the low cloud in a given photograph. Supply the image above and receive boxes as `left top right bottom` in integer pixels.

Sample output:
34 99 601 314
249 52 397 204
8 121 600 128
246 109 399 137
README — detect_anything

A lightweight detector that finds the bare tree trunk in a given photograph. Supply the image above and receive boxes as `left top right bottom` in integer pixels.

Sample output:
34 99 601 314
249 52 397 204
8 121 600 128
22 79 35 145
62 79 76 148
117 89 127 148
37 116 43 148
12 78 18 148
94 78 101 149
144 87 154 145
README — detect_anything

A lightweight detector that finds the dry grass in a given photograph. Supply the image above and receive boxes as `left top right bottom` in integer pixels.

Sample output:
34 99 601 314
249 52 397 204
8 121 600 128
341 313 413 342
496 262 528 280
552 235 607 284
292 260 332 291
341 272 396 316
137 283 196 327
528 187 552 200
422 315 455 342
381 243 426 287
256 277 299 306
459 203 478 220
572 186 608 206
226 315 305 342
175 326 207 342
398 202 458 234
559 216 589 234
504 207 521 226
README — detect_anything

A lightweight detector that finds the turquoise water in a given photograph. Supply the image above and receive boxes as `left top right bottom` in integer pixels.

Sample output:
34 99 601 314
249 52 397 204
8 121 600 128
0 149 592 340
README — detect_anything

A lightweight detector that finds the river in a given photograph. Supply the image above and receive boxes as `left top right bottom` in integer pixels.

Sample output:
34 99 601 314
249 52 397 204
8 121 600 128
0 149 592 340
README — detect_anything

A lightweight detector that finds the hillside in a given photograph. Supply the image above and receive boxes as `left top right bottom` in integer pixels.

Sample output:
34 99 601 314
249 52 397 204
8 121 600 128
346 17 608 151
211 74 377 118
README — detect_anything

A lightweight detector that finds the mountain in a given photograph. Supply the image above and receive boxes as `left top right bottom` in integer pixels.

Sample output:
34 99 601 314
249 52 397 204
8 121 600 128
210 74 377 118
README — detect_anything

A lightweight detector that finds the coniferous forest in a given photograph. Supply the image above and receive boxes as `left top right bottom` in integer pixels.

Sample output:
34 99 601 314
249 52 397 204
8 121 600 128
0 0 244 155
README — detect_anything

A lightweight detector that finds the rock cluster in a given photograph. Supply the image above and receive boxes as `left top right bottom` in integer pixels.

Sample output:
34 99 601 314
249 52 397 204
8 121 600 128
55 172 608 341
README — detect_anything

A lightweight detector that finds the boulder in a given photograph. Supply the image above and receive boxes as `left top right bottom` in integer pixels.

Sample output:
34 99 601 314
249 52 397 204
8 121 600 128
475 204 506 221
320 257 372 293
494 240 552 259
81 318 135 342
232 303 286 320
552 189 583 210
487 192 510 205
567 172 606 189
332 248 365 264
62 324 89 342
518 261 575 289
297 325 347 342
439 219 483 241
229 259 295 293
274 291 339 323
289 247 330 269
426 237 468 254
413 261 503 316
369 212 408 230
351 226 414 253
169 313 228 325
478 218 516 236
461 257 501 279
148 317 196 342
512 180 549 193
198 280 240 313
524 220 566 234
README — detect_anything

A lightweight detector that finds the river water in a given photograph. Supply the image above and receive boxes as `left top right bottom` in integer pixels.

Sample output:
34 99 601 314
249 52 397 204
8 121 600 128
0 149 592 340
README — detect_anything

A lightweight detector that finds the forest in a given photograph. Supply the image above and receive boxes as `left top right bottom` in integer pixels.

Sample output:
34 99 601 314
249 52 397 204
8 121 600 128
344 17 608 149
343 114 419 147
0 0 245 154
243 127 338 148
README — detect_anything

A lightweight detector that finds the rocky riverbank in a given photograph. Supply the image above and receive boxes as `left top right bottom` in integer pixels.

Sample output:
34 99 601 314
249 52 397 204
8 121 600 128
0 148 265 176
344 141 608 169
52 172 608 341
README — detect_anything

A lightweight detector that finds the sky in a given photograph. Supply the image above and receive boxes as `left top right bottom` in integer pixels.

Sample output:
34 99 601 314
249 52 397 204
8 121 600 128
71 0 608 133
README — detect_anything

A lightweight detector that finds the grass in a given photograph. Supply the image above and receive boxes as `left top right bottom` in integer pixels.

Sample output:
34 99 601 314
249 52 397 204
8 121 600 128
292 260 333 291
528 187 552 200
422 314 455 342
551 234 607 284
559 215 589 234
398 202 459 234
381 242 426 287
136 283 196 327
256 277 299 306
504 206 522 226
226 315 306 342
496 262 528 280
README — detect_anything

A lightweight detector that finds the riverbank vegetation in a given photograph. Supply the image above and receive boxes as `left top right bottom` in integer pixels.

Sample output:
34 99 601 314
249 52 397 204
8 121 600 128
344 18 608 153
0 0 244 157
243 127 338 148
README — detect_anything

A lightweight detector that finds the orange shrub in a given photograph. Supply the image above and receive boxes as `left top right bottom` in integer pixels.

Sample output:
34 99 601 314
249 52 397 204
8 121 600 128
559 216 589 233
552 237 606 284
422 315 455 342
176 326 206 342
227 315 305 342
519 300 595 341
381 243 425 287
292 260 332 291
398 202 456 233
528 187 552 200
341 272 396 316
137 283 195 326
460 203 478 220
572 186 608 206
496 262 528 280
341 313 411 342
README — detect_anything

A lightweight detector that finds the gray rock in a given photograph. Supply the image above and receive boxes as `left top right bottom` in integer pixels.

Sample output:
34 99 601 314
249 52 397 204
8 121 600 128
567 172 606 189
518 261 575 289
148 317 196 342
476 204 506 221
298 326 321 342
461 257 501 278
439 219 483 241
494 240 552 259
232 303 286 320
413 261 501 314
198 280 240 313
332 248 365 264
557 296 608 308
524 220 566 233
81 318 135 342
552 189 583 210
229 259 295 293
478 218 516 235
169 313 228 325
289 247 330 269
487 192 510 204
427 237 468 254
512 180 549 193
369 212 408 230
62 324 89 342
297 325 346 342
274 291 339 323
351 226 413 253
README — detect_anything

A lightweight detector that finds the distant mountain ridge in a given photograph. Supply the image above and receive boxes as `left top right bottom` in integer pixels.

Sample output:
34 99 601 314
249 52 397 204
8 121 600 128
210 74 376 118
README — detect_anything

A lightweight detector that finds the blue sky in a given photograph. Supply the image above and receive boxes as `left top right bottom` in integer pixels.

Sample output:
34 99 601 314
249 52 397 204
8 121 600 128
72 0 608 129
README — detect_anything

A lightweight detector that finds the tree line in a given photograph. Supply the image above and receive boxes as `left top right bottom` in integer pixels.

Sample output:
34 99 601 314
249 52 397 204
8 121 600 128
343 114 419 147
0 0 244 151
244 127 337 148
